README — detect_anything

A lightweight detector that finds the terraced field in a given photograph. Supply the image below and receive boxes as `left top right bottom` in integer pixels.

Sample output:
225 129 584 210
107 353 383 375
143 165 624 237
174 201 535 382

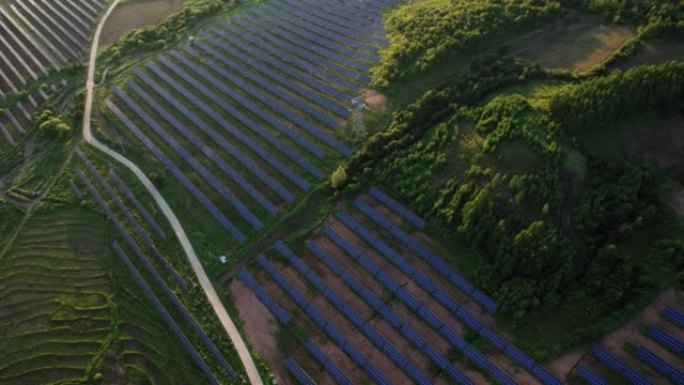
103 0 395 253
0 205 201 384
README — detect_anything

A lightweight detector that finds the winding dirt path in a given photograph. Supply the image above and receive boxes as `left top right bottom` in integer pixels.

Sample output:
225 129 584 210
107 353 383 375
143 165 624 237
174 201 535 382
82 2 264 384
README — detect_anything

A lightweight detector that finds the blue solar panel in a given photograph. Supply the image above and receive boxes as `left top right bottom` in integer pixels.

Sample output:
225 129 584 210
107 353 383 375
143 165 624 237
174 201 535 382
504 345 535 370
590 345 653 385
107 98 247 244
576 365 609 385
353 198 498 313
649 325 684 355
662 307 684 329
150 59 322 182
285 358 316 385
120 82 263 231
132 70 289 209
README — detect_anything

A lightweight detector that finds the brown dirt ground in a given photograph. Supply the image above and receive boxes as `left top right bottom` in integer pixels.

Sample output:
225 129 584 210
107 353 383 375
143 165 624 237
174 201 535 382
549 289 684 382
100 0 184 46
229 280 286 383
622 118 684 172
363 89 389 111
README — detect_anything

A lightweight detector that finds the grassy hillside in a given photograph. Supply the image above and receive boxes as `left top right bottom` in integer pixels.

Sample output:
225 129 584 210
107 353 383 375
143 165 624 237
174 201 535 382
0 206 201 384
372 0 561 86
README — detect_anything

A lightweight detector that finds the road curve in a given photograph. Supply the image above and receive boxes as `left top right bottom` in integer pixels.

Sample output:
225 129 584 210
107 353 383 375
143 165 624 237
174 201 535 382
82 2 264 384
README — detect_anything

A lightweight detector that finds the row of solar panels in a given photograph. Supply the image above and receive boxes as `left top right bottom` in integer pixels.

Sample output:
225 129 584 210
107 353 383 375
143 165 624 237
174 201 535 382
257 5 378 61
338 211 561 385
106 99 247 243
635 346 684 385
114 85 264 231
0 0 105 95
285 358 316 385
271 0 386 46
147 57 322 183
321 225 516 385
213 22 353 101
279 0 386 41
133 68 292 208
78 166 225 385
580 305 684 385
663 306 684 328
368 187 426 229
77 153 237 381
590 345 653 385
649 325 684 356
198 29 349 119
303 239 476 385
112 241 221 385
229 16 368 87
166 49 325 158
76 149 187 289
108 169 166 239
353 198 498 313
179 44 352 156
274 241 435 385
195 37 339 127
254 254 393 385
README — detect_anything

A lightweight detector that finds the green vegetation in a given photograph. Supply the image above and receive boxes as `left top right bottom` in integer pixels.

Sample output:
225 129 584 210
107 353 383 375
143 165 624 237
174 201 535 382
549 62 684 133
577 0 683 37
372 0 560 86
101 0 235 65
342 58 684 359
0 206 200 384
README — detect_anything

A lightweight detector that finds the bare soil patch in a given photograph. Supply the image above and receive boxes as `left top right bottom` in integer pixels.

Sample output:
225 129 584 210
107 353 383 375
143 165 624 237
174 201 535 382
101 0 184 46
363 89 388 111
229 280 284 382
622 118 684 172
512 17 634 72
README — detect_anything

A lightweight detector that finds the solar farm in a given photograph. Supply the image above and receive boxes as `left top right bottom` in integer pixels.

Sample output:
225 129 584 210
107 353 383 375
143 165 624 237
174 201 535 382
103 0 395 249
0 0 682 384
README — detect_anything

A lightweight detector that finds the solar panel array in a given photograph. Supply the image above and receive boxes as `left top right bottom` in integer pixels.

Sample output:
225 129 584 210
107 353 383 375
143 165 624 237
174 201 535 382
577 304 684 385
634 346 684 385
649 325 684 356
255 254 393 385
112 241 221 385
663 306 684 329
76 149 237 382
575 364 609 385
106 0 395 246
368 187 426 229
353 198 498 313
284 358 317 385
238 188 566 385
590 345 653 385
0 0 106 95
